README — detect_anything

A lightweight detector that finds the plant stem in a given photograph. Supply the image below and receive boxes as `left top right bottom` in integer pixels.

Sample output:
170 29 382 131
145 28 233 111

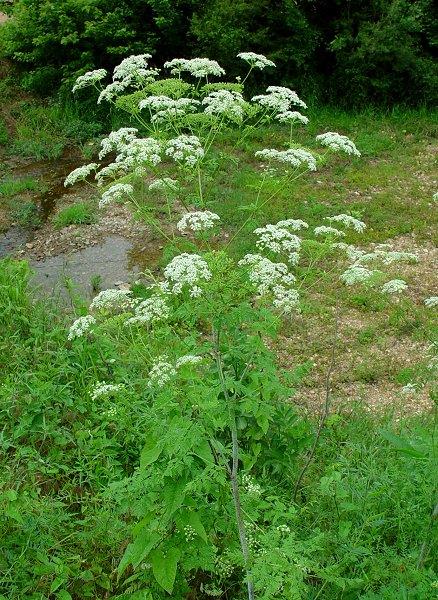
214 327 255 600
293 313 338 502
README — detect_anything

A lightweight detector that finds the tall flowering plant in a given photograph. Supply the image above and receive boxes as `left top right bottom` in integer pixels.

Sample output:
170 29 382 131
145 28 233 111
65 53 421 598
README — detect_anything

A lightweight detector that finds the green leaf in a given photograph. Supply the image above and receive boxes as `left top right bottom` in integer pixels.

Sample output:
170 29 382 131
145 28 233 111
56 591 73 600
118 529 161 577
140 437 162 468
188 511 208 542
50 577 67 593
379 430 427 460
150 547 180 594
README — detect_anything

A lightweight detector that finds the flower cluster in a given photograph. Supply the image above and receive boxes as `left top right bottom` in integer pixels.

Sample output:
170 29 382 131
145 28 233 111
425 296 438 308
90 289 133 312
99 183 133 209
68 315 96 340
125 294 170 326
242 474 262 497
139 95 200 123
314 225 345 237
165 135 204 167
316 132 361 156
237 52 276 70
97 80 131 104
147 353 203 388
340 264 374 285
255 148 316 171
381 279 408 294
64 163 98 187
252 86 307 113
164 58 225 78
148 178 179 192
112 54 154 82
202 90 246 121
176 355 203 368
91 381 124 401
72 69 107 93
326 214 366 233
276 111 309 125
162 253 212 297
117 137 162 170
238 254 299 312
253 222 302 259
177 211 220 233
99 128 138 160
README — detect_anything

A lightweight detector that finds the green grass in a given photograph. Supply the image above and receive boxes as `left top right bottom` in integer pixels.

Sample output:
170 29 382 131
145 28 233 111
0 177 40 197
53 202 96 228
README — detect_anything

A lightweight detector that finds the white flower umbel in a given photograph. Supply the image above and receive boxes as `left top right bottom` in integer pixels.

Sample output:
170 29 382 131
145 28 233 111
147 356 177 388
72 69 107 93
95 162 127 185
316 132 361 156
90 289 133 312
326 214 366 233
97 80 131 104
99 128 138 160
148 178 179 192
254 223 302 258
64 163 98 187
381 279 408 294
202 90 246 121
314 225 345 238
433 192 438 201
99 183 133 209
164 57 225 78
162 253 212 296
272 285 300 312
91 381 124 401
117 138 162 169
276 111 309 125
237 52 276 70
177 211 220 233
175 355 203 368
165 135 204 167
276 219 309 231
68 315 96 340
125 294 170 326
139 96 199 123
425 296 438 308
252 86 307 113
113 54 152 81
380 251 418 265
340 264 374 285
255 148 316 171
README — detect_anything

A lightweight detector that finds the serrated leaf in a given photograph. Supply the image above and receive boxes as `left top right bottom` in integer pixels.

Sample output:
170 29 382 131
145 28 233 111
379 430 427 460
117 529 161 577
150 547 180 594
50 577 66 593
140 438 162 468
188 511 208 542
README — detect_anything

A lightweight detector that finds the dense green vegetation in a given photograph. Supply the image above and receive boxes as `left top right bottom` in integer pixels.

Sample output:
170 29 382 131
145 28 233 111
1 0 437 105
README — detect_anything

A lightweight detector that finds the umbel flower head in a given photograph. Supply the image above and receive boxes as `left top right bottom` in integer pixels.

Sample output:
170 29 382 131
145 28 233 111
252 86 307 113
99 128 138 160
255 148 316 171
68 315 96 340
202 90 246 121
237 52 276 70
276 111 309 125
64 163 98 187
316 132 361 156
90 381 124 401
112 54 153 81
253 222 302 259
99 183 133 209
72 69 107 93
165 135 204 167
177 211 221 233
161 253 212 297
148 178 179 192
90 289 133 313
164 58 225 78
125 294 170 326
381 279 408 294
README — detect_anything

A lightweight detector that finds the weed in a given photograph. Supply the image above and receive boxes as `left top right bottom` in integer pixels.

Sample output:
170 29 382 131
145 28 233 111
53 202 96 228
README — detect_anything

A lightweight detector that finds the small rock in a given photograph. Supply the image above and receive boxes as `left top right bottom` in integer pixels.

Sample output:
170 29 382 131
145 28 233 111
114 281 124 287
25 243 34 249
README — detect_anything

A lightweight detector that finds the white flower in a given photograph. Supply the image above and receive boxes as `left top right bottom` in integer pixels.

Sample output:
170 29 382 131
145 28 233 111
381 279 408 294
165 135 204 167
117 138 162 169
139 96 199 123
147 356 177 388
162 253 212 295
316 132 361 156
425 296 438 308
97 80 131 104
175 355 203 368
242 474 262 496
340 265 374 285
326 214 366 233
276 219 309 231
99 183 133 208
254 223 302 258
255 148 316 171
401 383 417 395
177 211 220 233
99 128 138 160
202 90 246 121
90 289 133 312
91 381 124 401
433 192 438 201
164 57 225 78
148 178 179 192
314 225 345 237
95 162 127 184
113 54 153 81
68 315 96 340
272 285 300 312
380 251 418 265
125 294 170 325
252 86 307 113
64 163 98 187
73 69 107 93
276 111 309 125
237 52 276 70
